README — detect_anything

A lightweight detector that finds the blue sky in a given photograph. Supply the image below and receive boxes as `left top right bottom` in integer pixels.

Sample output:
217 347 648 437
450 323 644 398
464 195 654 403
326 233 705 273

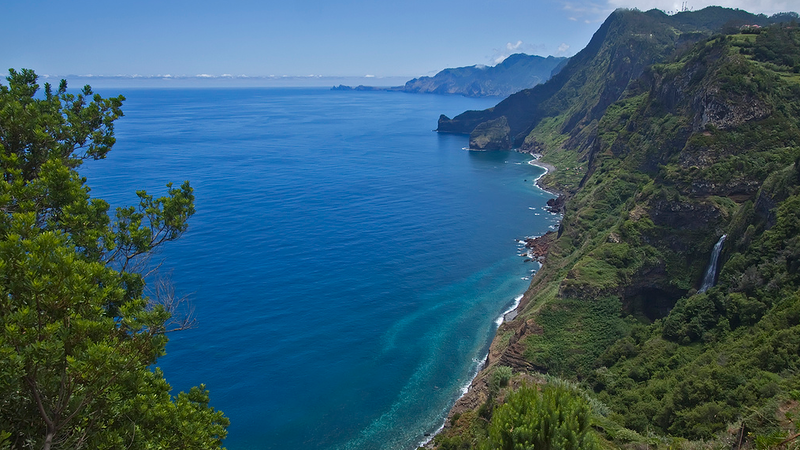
2 0 796 83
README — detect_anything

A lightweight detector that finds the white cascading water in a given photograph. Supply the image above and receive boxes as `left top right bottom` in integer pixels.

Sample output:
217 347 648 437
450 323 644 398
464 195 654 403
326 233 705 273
698 234 727 293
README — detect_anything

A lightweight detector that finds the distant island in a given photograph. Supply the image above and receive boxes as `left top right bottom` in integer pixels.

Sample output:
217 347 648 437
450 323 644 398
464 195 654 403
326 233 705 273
332 53 568 98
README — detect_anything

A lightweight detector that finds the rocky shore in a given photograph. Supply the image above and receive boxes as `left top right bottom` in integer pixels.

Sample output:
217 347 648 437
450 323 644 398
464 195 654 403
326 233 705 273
521 231 556 263
420 155 561 449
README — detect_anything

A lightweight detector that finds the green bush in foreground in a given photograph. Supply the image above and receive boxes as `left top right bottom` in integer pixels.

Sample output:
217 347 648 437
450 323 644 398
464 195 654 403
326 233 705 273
484 384 600 450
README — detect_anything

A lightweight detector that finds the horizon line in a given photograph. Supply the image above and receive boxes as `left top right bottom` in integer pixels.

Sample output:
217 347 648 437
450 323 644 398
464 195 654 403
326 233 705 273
37 74 413 80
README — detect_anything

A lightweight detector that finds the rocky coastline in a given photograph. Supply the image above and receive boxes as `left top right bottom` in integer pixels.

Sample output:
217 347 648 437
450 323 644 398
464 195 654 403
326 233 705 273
419 155 561 449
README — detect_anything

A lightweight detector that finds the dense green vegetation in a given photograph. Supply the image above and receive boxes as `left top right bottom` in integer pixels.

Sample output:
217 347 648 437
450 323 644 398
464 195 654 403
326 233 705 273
433 374 603 450
486 384 600 450
0 70 228 449
431 9 800 450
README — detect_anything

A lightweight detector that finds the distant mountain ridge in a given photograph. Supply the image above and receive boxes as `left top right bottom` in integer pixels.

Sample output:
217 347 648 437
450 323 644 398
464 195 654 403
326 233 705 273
400 54 568 97
332 54 568 98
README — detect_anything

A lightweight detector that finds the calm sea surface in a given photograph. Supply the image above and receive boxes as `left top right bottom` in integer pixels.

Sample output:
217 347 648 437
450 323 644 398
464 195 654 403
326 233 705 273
81 88 559 450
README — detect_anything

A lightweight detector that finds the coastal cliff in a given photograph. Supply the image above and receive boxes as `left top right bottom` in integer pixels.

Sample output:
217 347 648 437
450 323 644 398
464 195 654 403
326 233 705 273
428 9 800 449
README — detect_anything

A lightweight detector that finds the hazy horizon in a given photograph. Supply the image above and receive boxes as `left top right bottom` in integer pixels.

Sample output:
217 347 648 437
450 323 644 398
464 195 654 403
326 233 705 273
33 74 414 89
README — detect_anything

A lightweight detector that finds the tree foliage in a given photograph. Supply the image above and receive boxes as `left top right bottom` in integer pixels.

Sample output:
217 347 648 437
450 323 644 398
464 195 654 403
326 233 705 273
0 69 228 449
484 384 600 450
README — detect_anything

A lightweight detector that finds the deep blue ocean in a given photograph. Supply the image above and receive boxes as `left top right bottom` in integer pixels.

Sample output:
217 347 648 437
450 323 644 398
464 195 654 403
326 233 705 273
80 88 559 450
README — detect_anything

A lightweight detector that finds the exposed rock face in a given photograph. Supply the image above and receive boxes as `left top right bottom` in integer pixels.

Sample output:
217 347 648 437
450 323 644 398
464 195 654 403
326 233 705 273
545 196 565 213
694 87 772 131
495 319 545 372
522 231 555 263
754 188 780 229
621 265 688 320
649 200 723 231
468 116 510 150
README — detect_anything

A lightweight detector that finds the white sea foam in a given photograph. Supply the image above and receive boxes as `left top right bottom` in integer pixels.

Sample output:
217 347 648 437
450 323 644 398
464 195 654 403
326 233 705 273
417 352 491 448
496 294 524 327
421 291 526 448
417 423 445 448
527 158 557 195
418 156 562 449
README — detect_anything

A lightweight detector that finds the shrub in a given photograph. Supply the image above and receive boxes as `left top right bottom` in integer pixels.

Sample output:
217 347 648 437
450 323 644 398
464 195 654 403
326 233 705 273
485 384 600 450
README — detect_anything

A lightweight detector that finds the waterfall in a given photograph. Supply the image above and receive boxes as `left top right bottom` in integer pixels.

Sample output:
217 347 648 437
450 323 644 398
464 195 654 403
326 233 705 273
698 234 727 293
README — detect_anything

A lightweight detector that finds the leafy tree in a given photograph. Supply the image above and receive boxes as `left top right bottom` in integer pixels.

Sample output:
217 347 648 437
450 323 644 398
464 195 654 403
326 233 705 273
0 69 228 449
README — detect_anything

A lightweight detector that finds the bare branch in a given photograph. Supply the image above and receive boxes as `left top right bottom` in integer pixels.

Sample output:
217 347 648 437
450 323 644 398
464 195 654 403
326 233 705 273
147 273 197 332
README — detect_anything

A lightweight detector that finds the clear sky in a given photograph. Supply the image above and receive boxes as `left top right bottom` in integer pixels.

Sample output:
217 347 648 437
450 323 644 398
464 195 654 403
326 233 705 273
2 0 797 82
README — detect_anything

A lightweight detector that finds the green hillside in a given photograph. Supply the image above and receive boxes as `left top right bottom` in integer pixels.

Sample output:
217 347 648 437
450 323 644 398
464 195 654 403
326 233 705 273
429 9 800 450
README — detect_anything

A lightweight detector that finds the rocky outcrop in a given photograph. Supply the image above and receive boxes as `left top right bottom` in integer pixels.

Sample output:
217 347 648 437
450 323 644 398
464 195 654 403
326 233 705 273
545 196 565 213
649 200 723 231
522 231 555 263
468 117 510 150
437 113 487 135
694 87 772 131
495 318 545 372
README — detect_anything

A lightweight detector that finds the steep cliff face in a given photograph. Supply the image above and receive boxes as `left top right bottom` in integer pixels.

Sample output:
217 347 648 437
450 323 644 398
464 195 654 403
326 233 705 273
556 39 790 309
430 18 800 449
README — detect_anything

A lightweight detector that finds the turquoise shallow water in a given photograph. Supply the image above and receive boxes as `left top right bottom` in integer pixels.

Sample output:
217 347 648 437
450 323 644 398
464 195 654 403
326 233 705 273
80 88 560 450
